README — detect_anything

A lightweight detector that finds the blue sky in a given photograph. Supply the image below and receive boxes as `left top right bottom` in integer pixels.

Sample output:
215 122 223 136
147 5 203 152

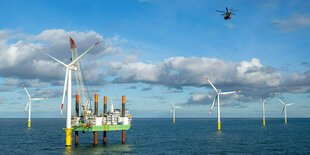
0 0 309 118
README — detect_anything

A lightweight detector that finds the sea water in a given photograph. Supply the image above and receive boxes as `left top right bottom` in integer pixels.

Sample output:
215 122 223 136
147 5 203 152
0 118 309 154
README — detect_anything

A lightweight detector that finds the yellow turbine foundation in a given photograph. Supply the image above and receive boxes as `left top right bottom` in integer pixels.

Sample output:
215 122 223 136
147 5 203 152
263 120 265 126
218 122 221 131
173 118 175 124
28 121 31 128
285 118 287 124
65 128 72 147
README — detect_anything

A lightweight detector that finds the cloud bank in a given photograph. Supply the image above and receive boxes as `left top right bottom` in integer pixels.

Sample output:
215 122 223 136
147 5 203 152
0 28 309 105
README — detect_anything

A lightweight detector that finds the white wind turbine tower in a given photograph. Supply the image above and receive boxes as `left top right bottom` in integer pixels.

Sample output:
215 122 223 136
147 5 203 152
259 98 267 126
39 40 100 147
22 84 47 128
170 100 182 124
205 76 241 131
279 99 296 124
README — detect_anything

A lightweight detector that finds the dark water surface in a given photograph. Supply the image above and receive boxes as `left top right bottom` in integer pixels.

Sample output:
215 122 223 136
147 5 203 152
0 118 309 154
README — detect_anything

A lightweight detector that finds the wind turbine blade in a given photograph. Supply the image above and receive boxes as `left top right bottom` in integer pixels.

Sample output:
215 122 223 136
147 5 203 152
281 106 285 116
22 84 31 98
60 68 69 120
209 95 217 115
69 40 102 67
279 99 285 105
38 50 69 68
175 106 182 109
286 102 296 106
31 98 48 100
219 91 240 95
24 101 29 112
170 109 173 114
170 100 175 107
204 75 218 92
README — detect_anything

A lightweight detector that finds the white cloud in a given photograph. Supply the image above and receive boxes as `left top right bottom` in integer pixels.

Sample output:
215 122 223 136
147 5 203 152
186 91 243 108
0 29 123 85
122 54 138 64
103 56 310 102
191 93 210 101
271 13 310 32
1 28 309 105
106 57 282 88
0 97 7 103
32 88 63 98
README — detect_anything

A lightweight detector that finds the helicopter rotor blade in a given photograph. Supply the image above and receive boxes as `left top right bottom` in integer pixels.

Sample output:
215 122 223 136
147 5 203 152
216 10 226 13
221 13 226 16
226 7 228 12
231 13 237 15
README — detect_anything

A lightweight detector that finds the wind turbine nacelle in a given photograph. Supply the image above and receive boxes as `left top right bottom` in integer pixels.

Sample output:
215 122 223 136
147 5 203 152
71 65 78 71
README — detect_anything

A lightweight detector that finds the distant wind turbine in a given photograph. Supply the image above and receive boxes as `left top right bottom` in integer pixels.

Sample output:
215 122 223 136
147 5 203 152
170 100 182 124
259 98 267 126
279 99 296 124
23 84 47 128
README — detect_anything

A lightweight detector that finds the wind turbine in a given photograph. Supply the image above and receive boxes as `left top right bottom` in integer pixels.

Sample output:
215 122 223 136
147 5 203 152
205 76 241 131
22 84 47 128
39 39 100 147
259 99 266 126
170 100 182 124
279 99 296 124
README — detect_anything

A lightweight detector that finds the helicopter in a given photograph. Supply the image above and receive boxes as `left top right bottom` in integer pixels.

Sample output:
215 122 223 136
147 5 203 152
216 7 239 20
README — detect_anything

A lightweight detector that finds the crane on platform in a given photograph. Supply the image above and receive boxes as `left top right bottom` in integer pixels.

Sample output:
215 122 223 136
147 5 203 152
69 37 93 116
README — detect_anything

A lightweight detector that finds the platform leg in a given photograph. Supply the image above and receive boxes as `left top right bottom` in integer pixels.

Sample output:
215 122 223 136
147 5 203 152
122 130 125 144
122 96 126 144
104 131 107 144
75 131 78 146
94 131 98 146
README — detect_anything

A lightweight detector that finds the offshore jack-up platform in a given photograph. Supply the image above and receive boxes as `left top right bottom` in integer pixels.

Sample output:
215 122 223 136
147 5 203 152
71 94 132 145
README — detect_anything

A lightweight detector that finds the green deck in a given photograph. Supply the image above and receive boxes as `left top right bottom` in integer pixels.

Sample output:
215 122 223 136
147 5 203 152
72 125 131 131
